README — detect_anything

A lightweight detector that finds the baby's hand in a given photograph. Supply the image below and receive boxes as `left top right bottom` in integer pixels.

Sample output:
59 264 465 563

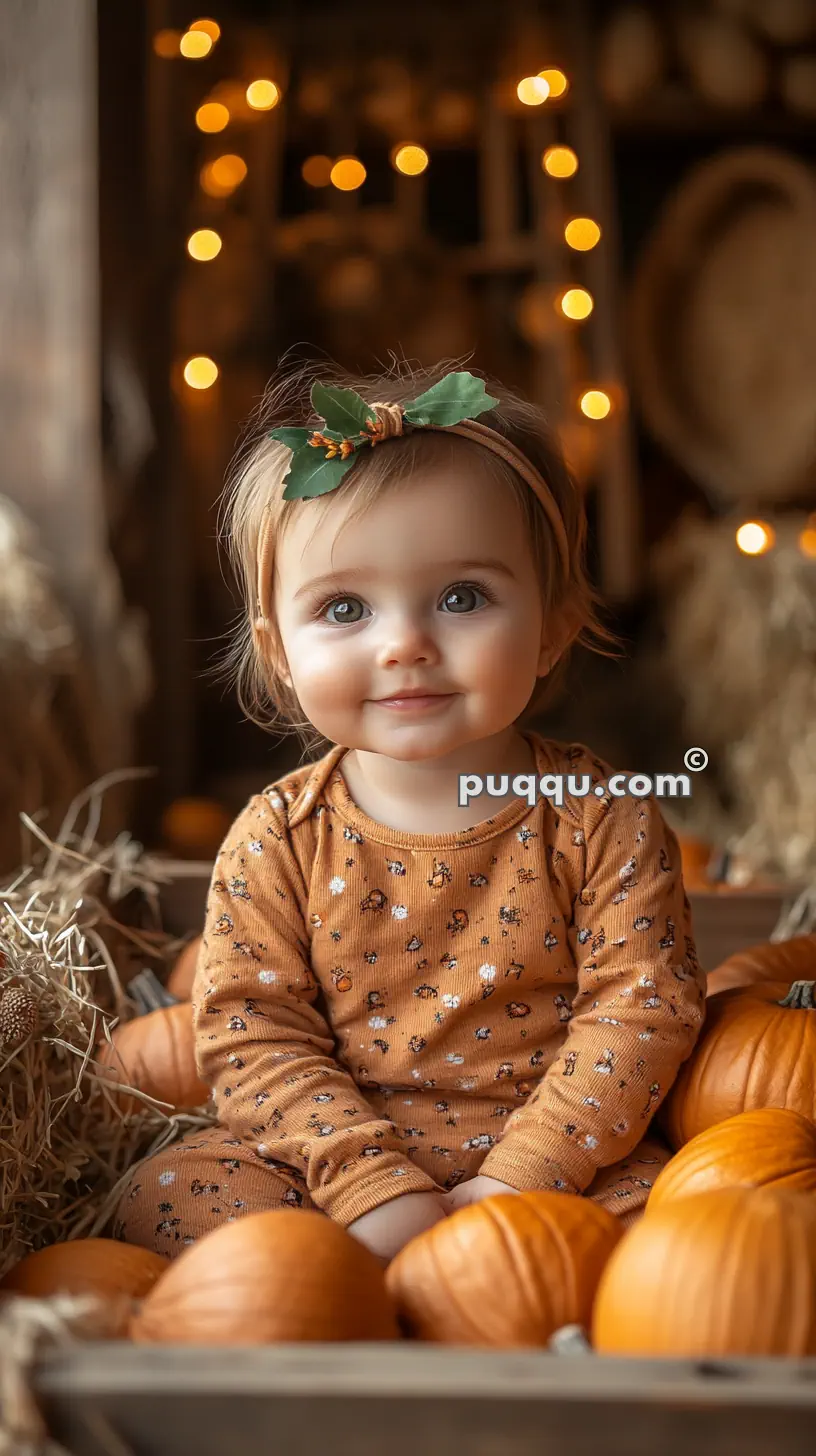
441 1174 520 1214
347 1191 448 1265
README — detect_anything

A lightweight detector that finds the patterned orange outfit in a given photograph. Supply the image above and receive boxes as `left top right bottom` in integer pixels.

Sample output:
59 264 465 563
113 732 706 1255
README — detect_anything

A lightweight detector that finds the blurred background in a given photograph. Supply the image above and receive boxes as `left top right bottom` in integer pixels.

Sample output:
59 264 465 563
2 0 816 926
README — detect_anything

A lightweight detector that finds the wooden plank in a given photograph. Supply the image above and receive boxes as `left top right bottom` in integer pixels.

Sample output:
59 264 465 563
35 1344 816 1456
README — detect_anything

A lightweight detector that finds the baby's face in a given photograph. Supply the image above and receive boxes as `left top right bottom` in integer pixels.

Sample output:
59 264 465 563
272 460 551 760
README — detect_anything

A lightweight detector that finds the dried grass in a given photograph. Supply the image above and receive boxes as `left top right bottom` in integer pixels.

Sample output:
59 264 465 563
0 773 215 1279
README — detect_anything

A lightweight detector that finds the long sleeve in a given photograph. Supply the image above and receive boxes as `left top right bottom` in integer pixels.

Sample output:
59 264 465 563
480 789 706 1193
192 794 439 1224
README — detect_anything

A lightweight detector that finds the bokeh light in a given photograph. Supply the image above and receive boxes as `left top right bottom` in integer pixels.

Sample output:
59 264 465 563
565 217 602 251
189 18 221 42
301 154 333 187
200 153 247 197
392 144 429 175
543 145 578 178
580 390 612 419
736 521 775 556
183 356 219 390
246 79 280 110
539 68 569 98
196 102 229 133
187 228 222 261
330 156 367 191
799 526 816 558
517 75 550 105
559 287 594 320
153 30 182 58
179 30 213 58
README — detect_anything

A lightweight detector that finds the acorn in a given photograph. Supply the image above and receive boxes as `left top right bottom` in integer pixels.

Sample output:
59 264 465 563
0 987 39 1046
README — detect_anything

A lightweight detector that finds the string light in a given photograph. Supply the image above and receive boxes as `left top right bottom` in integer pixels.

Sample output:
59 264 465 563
301 154 333 187
187 228 222 261
196 101 229 133
800 526 816 558
736 521 775 555
517 75 550 105
539 68 569 98
559 287 594 320
330 157 366 191
543 145 578 178
180 30 213 58
153 30 182 58
580 390 612 419
200 153 247 196
391 144 429 175
183 356 219 390
189 18 221 42
565 217 601 251
246 79 280 110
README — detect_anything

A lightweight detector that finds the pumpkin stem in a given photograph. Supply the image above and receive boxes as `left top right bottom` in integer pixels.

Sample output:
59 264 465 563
128 968 181 1015
777 980 816 1010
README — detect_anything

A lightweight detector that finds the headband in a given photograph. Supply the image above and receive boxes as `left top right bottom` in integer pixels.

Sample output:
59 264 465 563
254 371 570 630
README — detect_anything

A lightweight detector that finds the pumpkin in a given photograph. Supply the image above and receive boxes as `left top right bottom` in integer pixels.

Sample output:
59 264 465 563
130 1209 400 1345
167 934 203 1000
647 1108 816 1214
385 1192 622 1347
706 933 816 998
95 1001 210 1115
662 977 816 1149
675 832 712 887
593 1186 816 1356
0 1238 169 1337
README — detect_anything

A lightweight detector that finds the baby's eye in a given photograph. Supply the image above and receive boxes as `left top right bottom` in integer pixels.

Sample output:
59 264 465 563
323 597 367 625
440 582 491 614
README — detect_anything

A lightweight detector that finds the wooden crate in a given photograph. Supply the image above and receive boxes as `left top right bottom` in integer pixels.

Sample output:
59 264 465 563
36 1344 816 1455
156 861 798 971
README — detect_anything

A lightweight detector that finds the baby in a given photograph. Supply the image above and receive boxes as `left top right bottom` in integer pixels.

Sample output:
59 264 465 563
113 359 706 1263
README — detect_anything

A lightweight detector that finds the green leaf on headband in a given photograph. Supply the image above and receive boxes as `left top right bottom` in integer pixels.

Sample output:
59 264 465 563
268 427 312 455
311 382 374 436
281 447 355 499
403 371 500 428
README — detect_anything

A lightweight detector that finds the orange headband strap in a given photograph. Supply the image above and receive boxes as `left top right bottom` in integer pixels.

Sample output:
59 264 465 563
254 411 570 631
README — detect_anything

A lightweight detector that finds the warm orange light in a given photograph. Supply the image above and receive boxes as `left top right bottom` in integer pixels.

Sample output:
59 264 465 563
196 101 229 133
517 75 550 106
180 30 213 58
580 390 611 419
200 153 247 196
736 521 775 556
189 18 221 42
565 217 602 251
543 145 578 178
559 287 594 320
799 527 816 558
153 29 182 58
301 154 333 187
183 356 219 390
392 144 429 176
187 228 222 261
246 79 280 110
539 68 569 98
330 156 366 191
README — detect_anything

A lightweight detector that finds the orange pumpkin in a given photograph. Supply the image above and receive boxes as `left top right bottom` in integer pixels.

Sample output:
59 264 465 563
593 1186 816 1356
662 977 816 1149
167 934 203 1000
96 1001 210 1115
1 1238 169 1336
385 1192 622 1347
676 832 713 888
130 1209 400 1345
706 933 816 998
647 1108 816 1214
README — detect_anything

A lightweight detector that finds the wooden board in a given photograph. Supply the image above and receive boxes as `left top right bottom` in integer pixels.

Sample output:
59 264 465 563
36 1344 816 1456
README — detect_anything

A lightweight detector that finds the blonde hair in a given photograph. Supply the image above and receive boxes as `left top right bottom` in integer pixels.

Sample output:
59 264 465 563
218 354 624 759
